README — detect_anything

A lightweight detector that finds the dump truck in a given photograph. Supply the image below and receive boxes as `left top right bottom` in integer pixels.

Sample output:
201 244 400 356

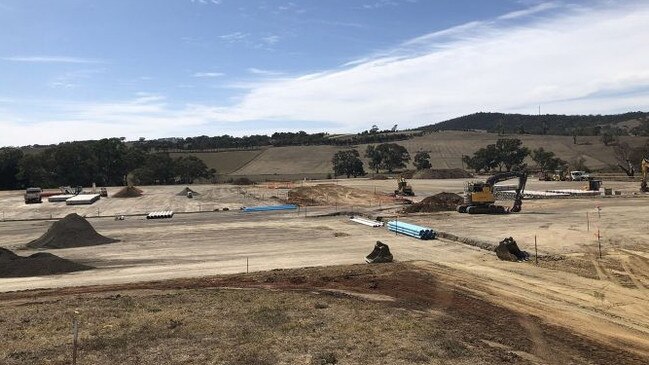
24 187 43 204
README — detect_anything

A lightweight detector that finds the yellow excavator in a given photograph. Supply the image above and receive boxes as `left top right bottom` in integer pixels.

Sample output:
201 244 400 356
641 158 649 192
457 171 527 214
394 177 415 196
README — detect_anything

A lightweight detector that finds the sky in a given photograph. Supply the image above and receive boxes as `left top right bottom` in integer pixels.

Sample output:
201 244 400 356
1 0 649 146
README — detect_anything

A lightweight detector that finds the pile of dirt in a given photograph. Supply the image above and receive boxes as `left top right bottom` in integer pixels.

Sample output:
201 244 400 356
0 247 91 278
26 213 119 249
413 168 473 179
287 184 395 206
403 192 463 213
232 177 255 185
177 187 200 196
495 237 530 262
113 186 143 198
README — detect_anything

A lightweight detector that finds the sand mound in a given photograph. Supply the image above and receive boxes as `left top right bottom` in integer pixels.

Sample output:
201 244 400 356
27 213 119 249
113 186 143 198
288 184 395 206
177 187 200 196
0 247 91 278
413 169 473 179
404 193 463 213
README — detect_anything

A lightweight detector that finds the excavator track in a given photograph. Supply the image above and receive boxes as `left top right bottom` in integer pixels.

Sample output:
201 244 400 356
466 204 507 214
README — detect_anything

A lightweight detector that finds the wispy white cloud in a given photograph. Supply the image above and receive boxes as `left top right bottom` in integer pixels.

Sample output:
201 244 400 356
498 1 562 20
2 1 649 146
247 68 284 76
192 72 225 78
1 56 102 64
218 32 248 43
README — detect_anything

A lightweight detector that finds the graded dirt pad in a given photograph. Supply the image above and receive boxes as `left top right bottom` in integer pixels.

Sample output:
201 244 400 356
0 263 645 365
403 192 463 213
112 186 143 198
0 247 91 278
413 168 473 179
176 187 199 196
287 183 395 206
26 213 118 249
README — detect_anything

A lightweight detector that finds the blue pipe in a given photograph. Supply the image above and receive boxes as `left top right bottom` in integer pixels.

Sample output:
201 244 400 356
243 204 298 212
387 221 436 240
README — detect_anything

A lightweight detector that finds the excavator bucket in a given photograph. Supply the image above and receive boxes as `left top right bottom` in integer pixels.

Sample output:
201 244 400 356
365 241 393 264
495 237 529 262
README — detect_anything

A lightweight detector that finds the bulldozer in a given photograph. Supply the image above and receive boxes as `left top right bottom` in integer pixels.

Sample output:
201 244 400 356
641 158 649 192
457 171 527 214
394 177 414 196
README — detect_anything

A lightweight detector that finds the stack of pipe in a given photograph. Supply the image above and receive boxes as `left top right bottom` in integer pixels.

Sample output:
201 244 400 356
243 204 297 212
349 216 384 227
147 211 174 219
386 221 436 240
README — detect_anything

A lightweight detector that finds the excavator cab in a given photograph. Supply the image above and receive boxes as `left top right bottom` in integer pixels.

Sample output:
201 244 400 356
457 172 527 214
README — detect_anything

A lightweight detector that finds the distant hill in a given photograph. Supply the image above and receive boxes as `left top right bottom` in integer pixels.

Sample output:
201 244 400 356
420 112 649 136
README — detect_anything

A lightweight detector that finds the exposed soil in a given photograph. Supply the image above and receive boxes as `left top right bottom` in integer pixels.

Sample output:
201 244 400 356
112 186 143 198
26 213 118 249
412 168 473 179
403 192 463 213
0 247 91 278
0 263 644 365
287 184 396 206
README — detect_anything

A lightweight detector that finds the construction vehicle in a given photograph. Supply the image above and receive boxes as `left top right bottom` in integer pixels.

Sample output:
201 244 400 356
457 171 527 214
569 170 591 181
100 187 108 197
24 187 43 204
641 158 649 192
394 177 415 196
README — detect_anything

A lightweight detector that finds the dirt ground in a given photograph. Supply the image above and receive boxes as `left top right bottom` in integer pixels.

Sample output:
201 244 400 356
1 263 646 365
0 179 648 363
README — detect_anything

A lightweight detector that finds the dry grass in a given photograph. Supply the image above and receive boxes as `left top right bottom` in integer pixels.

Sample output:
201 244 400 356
1 263 643 365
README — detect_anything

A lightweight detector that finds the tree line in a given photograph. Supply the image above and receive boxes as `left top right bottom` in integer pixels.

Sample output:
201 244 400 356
0 138 215 190
420 112 649 136
132 130 420 152
331 143 432 178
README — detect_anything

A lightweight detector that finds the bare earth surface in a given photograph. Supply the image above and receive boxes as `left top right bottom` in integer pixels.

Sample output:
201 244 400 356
0 179 647 363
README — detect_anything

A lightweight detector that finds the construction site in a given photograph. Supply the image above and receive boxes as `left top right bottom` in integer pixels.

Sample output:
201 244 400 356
0 174 648 364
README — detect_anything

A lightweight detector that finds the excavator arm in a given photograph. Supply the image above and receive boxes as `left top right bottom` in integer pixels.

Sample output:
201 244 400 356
486 171 528 213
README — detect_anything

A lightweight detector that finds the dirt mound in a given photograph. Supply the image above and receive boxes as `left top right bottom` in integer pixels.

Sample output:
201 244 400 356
404 192 463 213
26 213 119 249
0 247 91 278
288 184 395 206
370 174 388 180
413 168 473 179
177 187 200 196
113 186 143 198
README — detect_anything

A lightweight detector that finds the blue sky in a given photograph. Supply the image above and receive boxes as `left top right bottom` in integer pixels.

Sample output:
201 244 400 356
1 0 648 146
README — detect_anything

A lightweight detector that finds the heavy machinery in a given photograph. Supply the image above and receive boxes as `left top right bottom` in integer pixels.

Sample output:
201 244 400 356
24 187 42 204
457 171 527 214
394 177 415 196
641 158 649 192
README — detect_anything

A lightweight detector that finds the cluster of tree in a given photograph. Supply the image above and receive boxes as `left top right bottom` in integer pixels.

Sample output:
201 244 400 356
365 143 411 173
420 112 649 136
613 140 649 176
0 139 215 190
462 138 530 172
531 148 567 173
331 143 413 177
135 130 420 152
